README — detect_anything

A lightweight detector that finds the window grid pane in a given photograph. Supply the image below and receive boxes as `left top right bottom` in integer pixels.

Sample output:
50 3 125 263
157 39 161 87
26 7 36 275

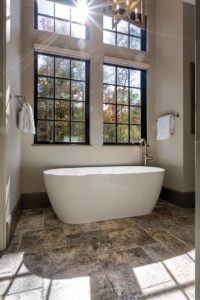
103 64 146 145
103 15 146 51
35 0 87 39
35 53 89 144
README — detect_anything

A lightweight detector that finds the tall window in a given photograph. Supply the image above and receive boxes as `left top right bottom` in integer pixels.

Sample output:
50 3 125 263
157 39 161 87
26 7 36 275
35 53 89 144
35 0 88 39
103 64 146 144
103 15 146 51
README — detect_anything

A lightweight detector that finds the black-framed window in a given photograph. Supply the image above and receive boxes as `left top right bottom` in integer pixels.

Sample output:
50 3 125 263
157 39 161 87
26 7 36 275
103 64 146 145
34 52 90 144
103 15 146 51
35 0 88 39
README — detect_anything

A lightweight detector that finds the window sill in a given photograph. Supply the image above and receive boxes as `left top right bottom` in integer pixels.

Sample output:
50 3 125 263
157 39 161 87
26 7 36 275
32 143 92 146
103 143 140 146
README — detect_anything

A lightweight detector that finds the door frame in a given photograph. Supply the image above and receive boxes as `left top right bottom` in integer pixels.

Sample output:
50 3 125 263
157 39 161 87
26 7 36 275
0 0 6 251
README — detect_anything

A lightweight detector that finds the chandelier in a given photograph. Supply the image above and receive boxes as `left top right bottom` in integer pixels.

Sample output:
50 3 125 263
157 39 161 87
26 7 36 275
106 0 145 29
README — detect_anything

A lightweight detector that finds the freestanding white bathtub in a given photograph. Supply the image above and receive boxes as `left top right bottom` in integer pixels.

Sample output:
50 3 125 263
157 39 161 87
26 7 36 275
43 166 165 224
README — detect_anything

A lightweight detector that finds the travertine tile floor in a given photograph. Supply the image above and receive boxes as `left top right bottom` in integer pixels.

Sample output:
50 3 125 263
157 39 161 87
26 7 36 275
0 200 195 300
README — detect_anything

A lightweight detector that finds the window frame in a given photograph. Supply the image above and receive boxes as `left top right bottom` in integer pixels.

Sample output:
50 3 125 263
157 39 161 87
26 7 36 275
103 15 147 52
34 0 89 39
103 63 147 145
34 52 90 145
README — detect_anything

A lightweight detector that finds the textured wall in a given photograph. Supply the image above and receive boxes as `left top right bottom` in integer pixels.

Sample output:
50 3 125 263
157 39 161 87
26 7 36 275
20 0 156 193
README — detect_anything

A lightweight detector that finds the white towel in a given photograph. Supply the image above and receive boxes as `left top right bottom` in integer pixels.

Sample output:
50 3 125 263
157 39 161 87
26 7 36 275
157 114 175 141
19 103 36 134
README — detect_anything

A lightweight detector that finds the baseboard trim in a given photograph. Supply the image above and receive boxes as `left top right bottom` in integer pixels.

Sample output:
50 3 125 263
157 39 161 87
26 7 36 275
6 196 22 246
21 192 51 209
160 187 195 208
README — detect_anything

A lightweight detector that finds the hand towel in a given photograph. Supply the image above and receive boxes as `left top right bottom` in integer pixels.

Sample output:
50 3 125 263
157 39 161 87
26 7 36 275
157 114 175 141
19 103 36 134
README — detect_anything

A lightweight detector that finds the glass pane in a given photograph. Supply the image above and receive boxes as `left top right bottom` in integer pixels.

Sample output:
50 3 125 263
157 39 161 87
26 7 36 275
130 125 141 143
71 23 86 39
38 16 54 32
103 85 116 104
71 122 85 143
38 77 54 98
130 107 141 124
38 99 54 120
117 34 128 48
55 3 70 20
103 124 116 143
130 88 141 105
130 70 141 88
130 37 141 50
117 105 128 124
55 121 70 142
71 61 85 81
55 58 70 78
55 100 70 121
37 121 54 142
71 7 87 24
55 79 70 99
71 102 85 121
117 124 128 143
117 87 128 105
117 20 128 34
38 55 54 76
103 15 113 30
104 65 116 84
71 81 85 101
117 67 129 86
103 31 115 45
103 104 116 123
130 24 141 37
55 20 70 35
37 0 54 16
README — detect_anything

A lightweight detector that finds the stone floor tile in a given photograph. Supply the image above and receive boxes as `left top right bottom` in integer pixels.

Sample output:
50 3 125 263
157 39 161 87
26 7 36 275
148 230 192 255
163 253 195 287
16 214 44 233
132 261 175 290
26 208 44 216
118 292 145 300
142 243 174 262
43 244 97 279
144 283 188 300
6 274 43 296
20 228 66 250
2 200 195 300
63 223 87 236
44 208 63 229
1 289 43 300
0 279 11 297
105 266 142 297
0 252 24 278
107 226 156 251
134 213 164 230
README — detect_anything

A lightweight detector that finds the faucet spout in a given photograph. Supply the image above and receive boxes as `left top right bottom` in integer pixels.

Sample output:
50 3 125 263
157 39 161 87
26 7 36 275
139 139 153 166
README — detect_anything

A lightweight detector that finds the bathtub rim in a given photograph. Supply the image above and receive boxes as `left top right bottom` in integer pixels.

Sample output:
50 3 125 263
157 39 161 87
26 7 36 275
43 166 165 177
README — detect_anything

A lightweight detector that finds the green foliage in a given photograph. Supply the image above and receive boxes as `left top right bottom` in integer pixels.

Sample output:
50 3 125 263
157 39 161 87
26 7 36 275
37 54 86 143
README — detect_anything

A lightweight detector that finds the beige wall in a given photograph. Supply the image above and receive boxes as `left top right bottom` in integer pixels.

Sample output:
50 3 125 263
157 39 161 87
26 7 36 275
183 3 195 192
5 0 22 218
154 0 195 193
20 0 156 193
